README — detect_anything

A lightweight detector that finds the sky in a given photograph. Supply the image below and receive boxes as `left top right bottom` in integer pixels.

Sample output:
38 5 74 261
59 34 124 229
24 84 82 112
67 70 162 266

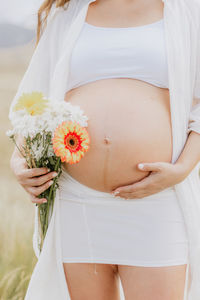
0 0 43 29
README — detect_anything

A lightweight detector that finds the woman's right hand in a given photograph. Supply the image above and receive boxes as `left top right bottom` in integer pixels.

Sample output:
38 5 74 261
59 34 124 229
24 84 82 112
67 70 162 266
10 149 58 204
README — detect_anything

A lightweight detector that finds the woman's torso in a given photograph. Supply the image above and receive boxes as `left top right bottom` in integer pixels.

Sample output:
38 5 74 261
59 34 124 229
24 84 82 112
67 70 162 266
63 0 172 192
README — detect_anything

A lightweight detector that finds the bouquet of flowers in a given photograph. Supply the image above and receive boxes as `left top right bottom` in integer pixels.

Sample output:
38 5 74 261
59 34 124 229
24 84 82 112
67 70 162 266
7 91 90 252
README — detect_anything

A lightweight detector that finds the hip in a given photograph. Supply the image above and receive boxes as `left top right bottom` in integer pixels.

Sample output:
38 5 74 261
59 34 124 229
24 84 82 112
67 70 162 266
59 166 177 207
59 168 189 266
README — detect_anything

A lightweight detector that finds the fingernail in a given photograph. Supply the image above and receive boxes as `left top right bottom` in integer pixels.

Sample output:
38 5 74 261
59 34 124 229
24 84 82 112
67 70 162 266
138 163 144 169
111 190 120 196
52 172 58 178
49 180 53 186
43 199 47 203
47 168 51 172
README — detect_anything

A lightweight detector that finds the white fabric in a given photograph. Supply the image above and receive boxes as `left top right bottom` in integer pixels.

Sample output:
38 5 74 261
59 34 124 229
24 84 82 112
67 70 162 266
59 168 189 267
8 0 200 299
66 19 169 93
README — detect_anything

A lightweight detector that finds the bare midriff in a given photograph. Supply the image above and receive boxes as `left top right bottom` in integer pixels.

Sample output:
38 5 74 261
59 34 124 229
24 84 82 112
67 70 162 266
63 78 172 192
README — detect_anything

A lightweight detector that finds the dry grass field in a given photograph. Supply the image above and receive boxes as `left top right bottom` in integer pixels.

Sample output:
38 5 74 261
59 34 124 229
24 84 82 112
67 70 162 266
0 42 37 300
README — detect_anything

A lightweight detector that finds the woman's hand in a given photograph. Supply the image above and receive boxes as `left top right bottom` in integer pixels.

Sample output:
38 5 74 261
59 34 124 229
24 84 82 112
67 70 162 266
111 161 188 199
10 151 58 204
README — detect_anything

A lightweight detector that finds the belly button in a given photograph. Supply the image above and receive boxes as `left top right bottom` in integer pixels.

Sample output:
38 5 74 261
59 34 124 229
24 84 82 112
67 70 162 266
104 136 111 145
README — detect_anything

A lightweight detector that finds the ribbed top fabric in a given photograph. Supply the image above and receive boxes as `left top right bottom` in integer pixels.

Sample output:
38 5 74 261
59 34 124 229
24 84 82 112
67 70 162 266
66 18 169 93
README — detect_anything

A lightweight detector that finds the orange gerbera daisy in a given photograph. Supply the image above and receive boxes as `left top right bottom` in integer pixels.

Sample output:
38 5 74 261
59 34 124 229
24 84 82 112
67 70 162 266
52 121 90 164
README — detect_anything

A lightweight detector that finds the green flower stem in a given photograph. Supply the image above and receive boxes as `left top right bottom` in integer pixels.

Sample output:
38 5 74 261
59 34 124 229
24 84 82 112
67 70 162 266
39 178 56 252
42 157 61 240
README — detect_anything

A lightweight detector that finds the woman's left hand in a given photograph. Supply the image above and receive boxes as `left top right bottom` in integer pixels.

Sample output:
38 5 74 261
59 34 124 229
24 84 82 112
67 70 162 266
111 162 188 199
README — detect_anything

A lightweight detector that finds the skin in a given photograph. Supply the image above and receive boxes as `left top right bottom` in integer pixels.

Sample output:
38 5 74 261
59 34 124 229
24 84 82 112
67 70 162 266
63 263 187 300
10 0 200 298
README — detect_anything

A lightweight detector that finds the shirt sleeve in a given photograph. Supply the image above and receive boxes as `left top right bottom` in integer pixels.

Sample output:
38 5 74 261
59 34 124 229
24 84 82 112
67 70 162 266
187 20 200 135
8 5 65 120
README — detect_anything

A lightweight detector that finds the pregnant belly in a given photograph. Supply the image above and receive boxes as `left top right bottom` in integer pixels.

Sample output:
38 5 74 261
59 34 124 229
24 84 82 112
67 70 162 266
63 78 173 192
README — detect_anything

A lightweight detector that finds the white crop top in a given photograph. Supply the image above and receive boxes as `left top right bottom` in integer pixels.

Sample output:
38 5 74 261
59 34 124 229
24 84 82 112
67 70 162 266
65 19 169 93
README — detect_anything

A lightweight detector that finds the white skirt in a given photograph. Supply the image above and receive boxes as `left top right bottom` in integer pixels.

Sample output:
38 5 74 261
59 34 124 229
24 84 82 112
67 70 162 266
58 168 189 268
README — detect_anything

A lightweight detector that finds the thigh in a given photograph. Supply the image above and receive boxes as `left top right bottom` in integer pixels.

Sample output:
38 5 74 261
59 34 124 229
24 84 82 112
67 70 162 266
118 264 187 300
63 262 120 300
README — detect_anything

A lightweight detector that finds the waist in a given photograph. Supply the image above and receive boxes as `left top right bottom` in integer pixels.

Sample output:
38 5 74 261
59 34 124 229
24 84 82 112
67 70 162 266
58 166 176 205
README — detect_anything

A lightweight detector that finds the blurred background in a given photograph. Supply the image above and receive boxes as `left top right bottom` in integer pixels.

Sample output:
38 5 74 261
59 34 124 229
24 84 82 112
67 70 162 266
1 1 200 299
0 1 43 299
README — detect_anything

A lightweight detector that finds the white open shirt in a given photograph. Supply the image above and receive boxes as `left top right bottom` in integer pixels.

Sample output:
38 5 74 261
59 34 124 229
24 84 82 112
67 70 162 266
8 0 200 299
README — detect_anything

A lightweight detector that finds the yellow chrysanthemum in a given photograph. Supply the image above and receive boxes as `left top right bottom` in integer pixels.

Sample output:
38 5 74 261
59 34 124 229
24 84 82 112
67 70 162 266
52 121 90 164
13 92 49 115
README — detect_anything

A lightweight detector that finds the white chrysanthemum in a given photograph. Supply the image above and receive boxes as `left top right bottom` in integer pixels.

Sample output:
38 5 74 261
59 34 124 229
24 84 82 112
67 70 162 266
47 144 55 157
6 129 15 137
8 100 89 138
31 141 45 161
46 101 89 129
